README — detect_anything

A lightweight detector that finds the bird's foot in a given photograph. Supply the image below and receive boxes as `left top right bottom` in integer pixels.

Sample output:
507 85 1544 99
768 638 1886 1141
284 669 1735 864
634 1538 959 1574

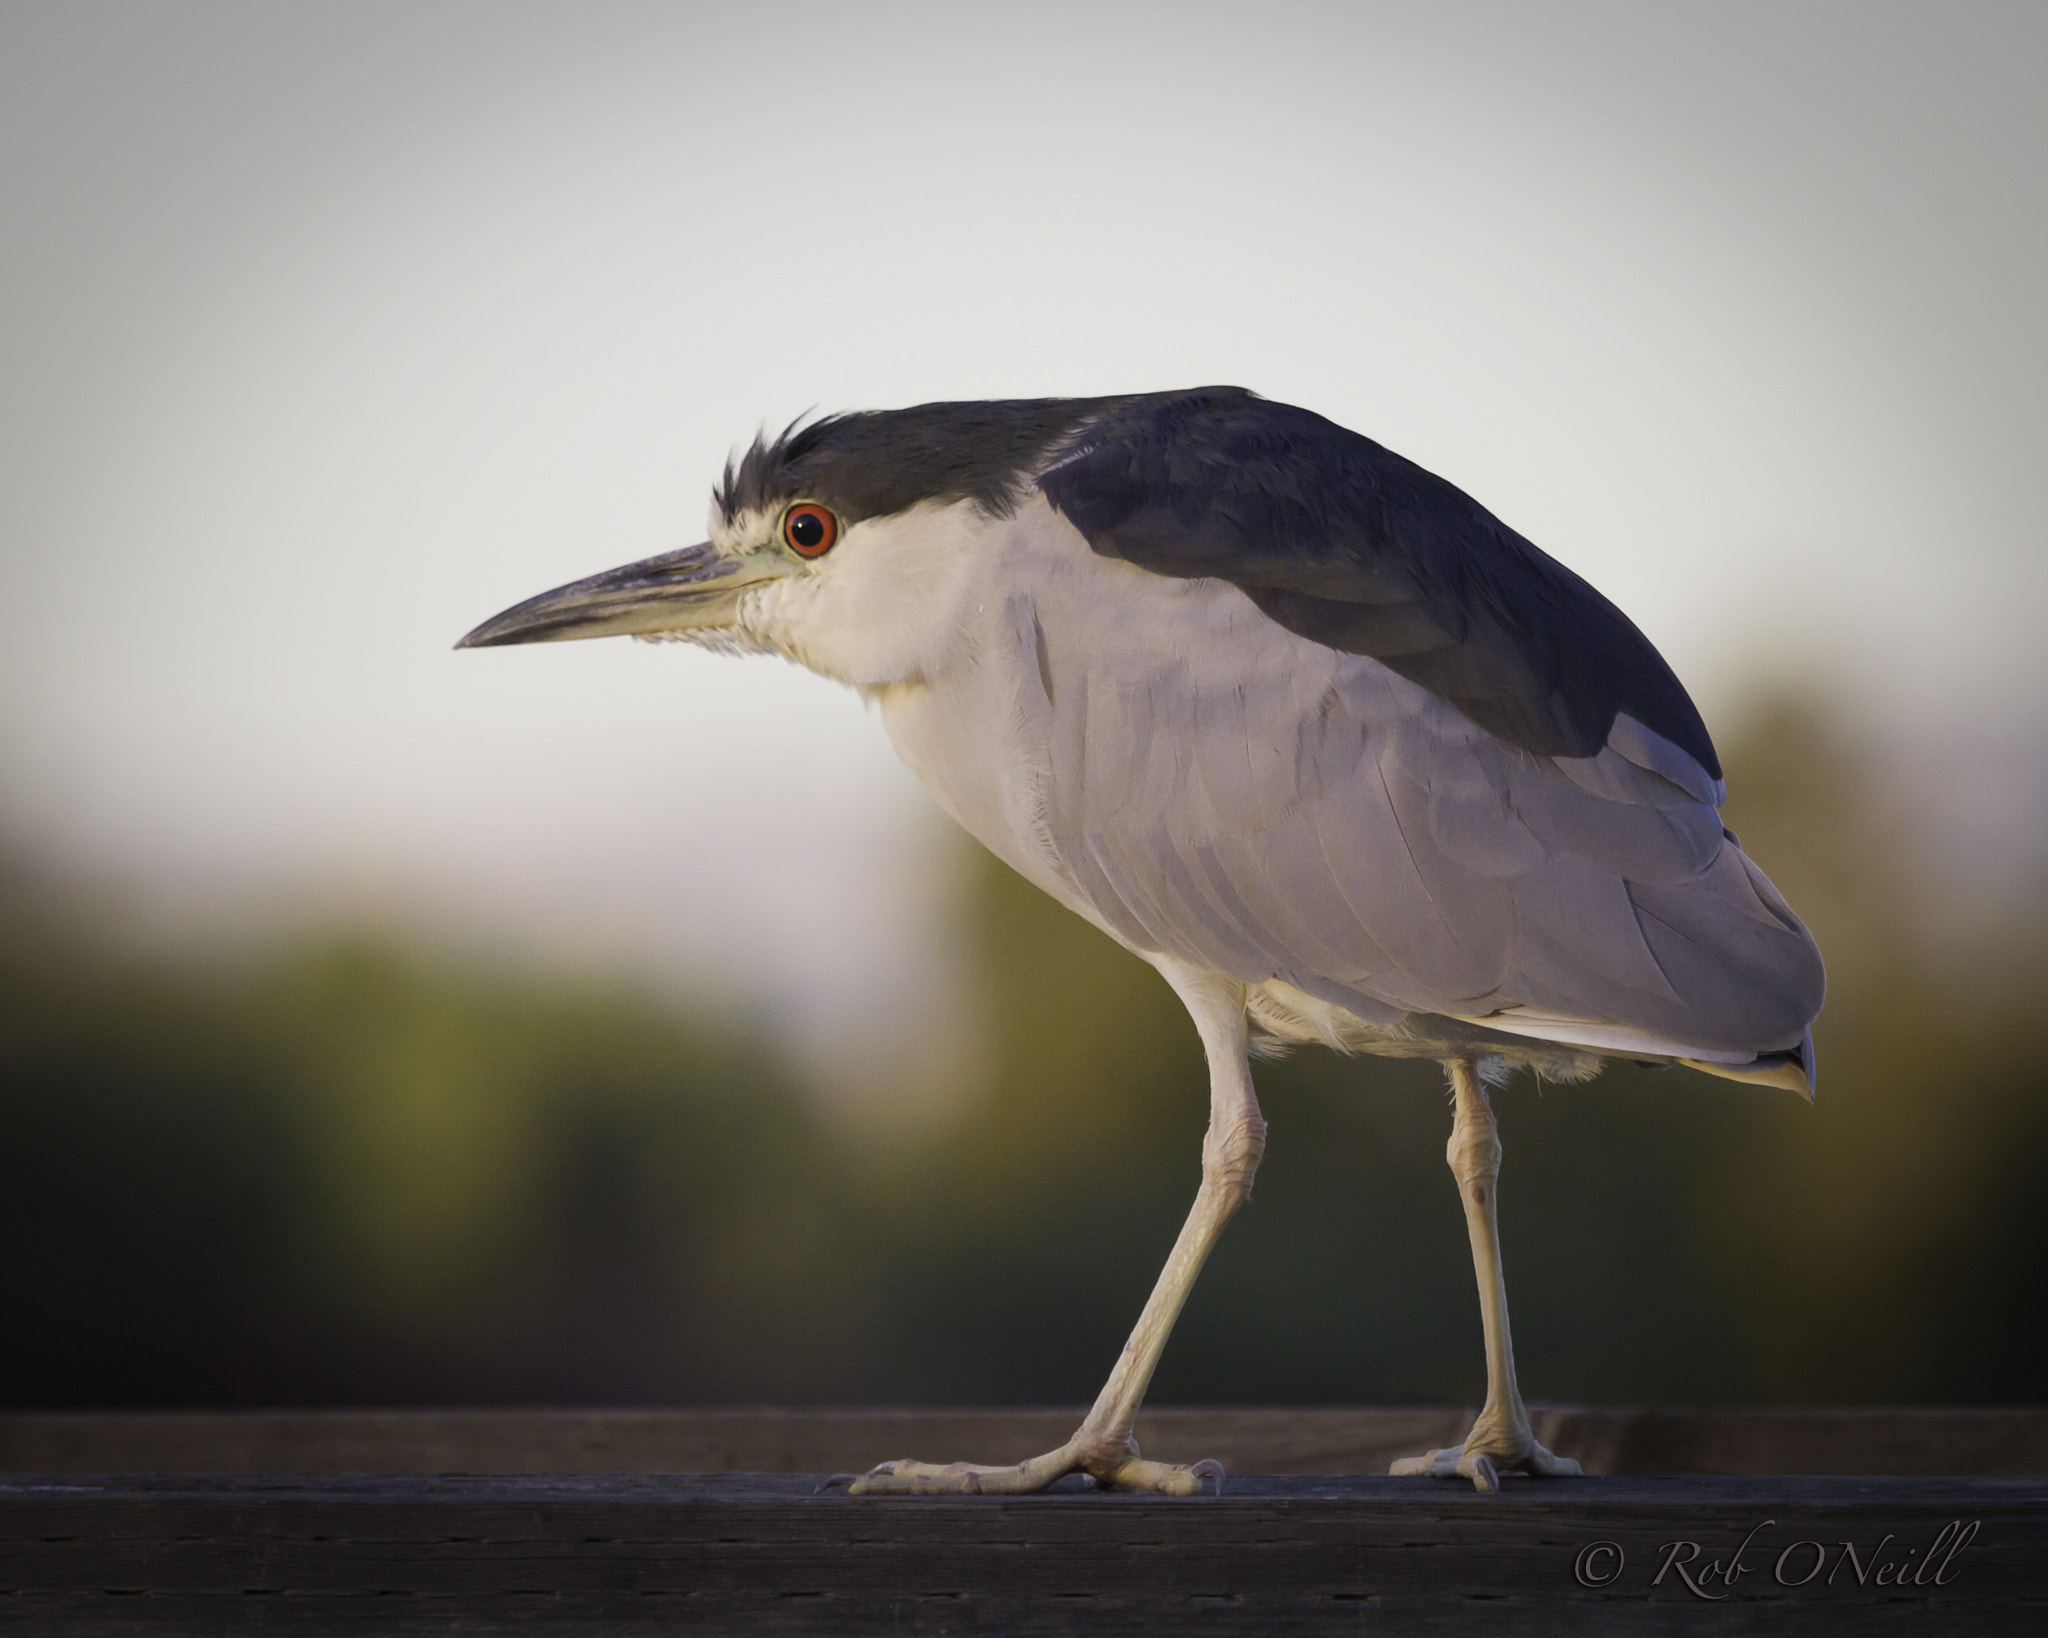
846 1435 1223 1497
1389 1414 1580 1494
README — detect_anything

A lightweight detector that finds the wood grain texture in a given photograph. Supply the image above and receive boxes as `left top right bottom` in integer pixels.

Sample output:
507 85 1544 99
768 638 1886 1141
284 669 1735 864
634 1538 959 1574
0 1473 2040 1635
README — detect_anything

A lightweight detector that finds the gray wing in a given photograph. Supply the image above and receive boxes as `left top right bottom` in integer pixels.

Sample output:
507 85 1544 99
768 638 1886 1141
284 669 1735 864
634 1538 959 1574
1008 560 1821 1064
1025 388 1820 1057
1032 620 1819 1055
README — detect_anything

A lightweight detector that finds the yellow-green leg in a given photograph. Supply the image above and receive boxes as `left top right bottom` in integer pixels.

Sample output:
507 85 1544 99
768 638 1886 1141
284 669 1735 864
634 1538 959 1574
851 969 1261 1496
1390 1057 1581 1493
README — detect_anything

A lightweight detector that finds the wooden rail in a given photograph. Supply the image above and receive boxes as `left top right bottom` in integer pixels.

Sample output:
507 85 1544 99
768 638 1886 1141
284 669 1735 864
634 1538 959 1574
1 1412 2041 1633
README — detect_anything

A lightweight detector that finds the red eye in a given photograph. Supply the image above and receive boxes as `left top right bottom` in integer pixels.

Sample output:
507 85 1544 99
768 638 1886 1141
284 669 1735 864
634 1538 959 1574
783 503 838 558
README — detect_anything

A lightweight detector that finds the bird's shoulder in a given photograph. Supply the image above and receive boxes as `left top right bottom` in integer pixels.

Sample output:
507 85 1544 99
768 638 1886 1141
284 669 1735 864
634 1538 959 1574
1036 386 1721 783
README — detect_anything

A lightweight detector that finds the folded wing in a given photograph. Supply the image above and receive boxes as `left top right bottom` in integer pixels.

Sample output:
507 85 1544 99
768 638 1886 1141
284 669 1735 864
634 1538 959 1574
1023 390 1823 1064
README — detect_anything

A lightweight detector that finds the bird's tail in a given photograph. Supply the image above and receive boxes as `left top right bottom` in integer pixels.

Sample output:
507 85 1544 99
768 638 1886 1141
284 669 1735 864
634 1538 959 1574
1679 1027 1816 1101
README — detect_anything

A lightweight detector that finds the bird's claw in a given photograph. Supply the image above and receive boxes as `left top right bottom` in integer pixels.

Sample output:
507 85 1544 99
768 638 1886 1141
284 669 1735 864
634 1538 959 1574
1390 1437 1580 1493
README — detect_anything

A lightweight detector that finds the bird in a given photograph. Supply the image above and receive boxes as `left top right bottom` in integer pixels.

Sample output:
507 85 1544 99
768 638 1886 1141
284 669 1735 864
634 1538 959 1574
459 386 1824 1496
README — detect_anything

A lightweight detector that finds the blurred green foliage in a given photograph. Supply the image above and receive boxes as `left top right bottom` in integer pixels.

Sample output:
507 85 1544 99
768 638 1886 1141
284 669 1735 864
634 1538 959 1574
2 697 2043 1407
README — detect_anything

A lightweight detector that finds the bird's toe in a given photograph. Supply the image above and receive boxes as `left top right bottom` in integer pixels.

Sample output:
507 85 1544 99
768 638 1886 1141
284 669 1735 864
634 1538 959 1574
1392 1431 1581 1489
848 1458 1035 1495
1526 1443 1582 1477
844 1444 1223 1497
1096 1454 1225 1496
1388 1445 1467 1479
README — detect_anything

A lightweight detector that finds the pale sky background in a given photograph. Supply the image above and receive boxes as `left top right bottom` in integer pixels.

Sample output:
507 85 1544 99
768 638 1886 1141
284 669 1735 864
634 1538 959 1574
2 1 2043 1090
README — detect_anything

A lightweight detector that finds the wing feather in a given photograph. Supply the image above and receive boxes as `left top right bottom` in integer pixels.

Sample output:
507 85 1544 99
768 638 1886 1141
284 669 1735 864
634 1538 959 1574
1004 493 1821 1064
1149 821 1282 975
1508 852 1685 1008
1503 752 1723 886
1237 813 1403 981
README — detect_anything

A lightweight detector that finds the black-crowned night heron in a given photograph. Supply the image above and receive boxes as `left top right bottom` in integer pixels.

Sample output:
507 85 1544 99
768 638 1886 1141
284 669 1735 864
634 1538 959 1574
461 387 1824 1496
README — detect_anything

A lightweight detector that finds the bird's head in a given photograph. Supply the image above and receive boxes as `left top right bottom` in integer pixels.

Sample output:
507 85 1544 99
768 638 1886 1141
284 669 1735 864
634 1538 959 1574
457 397 1114 686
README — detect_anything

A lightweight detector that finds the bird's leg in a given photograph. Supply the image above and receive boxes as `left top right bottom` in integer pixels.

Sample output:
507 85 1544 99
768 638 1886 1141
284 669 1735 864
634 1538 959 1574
851 971 1263 1496
1390 1057 1581 1493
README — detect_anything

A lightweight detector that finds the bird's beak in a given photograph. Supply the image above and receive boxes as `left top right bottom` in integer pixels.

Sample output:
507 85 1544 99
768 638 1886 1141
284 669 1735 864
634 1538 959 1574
456 540 790 649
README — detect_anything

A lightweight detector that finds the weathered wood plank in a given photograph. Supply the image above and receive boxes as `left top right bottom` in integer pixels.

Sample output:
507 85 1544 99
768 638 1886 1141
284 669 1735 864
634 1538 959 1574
0 1474 2039 1635
3 1407 2043 1476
